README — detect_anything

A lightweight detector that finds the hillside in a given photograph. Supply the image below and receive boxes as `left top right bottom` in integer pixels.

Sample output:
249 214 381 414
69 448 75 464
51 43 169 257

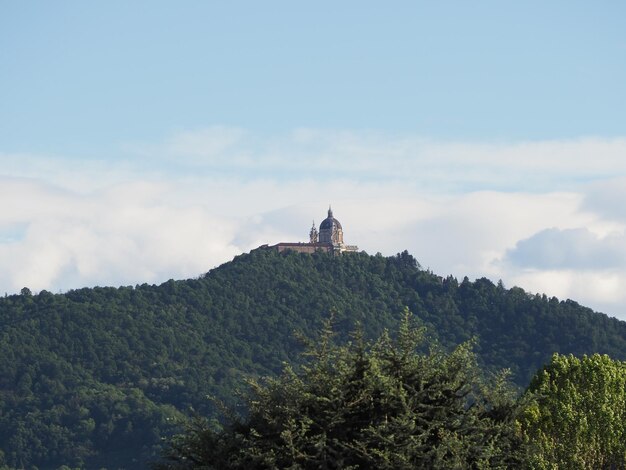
1 248 626 469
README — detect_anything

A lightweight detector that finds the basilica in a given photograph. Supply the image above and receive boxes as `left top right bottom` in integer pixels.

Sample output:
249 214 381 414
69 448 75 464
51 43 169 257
273 207 359 254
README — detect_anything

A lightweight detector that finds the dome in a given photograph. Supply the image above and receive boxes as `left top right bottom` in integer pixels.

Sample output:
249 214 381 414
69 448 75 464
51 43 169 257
319 208 342 230
318 207 344 245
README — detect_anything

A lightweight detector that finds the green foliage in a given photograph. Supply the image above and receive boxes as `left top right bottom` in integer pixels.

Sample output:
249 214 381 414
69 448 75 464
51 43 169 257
156 311 526 469
1 248 626 468
520 353 626 469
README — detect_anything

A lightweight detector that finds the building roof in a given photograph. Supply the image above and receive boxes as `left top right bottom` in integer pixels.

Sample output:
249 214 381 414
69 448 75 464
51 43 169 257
319 207 342 230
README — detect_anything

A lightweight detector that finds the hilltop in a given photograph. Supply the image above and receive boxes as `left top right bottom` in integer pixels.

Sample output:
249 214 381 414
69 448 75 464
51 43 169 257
1 248 626 469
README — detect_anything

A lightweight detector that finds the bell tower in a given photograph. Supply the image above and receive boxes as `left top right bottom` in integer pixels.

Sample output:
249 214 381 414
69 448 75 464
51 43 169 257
309 221 319 243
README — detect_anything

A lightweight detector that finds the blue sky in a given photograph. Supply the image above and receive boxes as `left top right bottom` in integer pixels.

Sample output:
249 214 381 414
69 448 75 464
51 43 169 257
2 2 626 319
3 1 625 153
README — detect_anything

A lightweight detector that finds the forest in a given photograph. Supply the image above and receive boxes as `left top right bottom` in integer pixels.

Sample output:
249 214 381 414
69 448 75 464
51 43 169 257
1 248 626 469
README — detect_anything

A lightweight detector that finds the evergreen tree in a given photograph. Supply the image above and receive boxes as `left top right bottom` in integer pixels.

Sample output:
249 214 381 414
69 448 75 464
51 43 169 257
155 311 526 469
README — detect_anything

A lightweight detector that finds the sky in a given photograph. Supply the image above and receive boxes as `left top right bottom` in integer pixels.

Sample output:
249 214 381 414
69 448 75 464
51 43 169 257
2 1 626 319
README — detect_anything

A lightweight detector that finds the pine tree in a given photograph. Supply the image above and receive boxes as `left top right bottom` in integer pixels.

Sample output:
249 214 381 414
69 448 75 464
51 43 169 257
154 310 527 469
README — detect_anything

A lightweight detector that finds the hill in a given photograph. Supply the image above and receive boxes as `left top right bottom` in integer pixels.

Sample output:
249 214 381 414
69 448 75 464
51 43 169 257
1 248 626 469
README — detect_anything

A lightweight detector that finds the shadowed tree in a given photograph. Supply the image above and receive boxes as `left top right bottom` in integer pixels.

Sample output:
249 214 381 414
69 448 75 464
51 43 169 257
154 310 527 469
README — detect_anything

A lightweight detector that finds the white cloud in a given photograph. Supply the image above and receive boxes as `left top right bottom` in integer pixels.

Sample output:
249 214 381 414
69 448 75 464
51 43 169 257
2 129 626 321
0 177 241 293
119 129 626 192
504 228 626 270
582 176 626 221
507 269 626 317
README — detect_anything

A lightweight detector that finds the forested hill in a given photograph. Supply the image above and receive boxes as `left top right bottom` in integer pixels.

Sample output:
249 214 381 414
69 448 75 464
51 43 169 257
2 248 626 469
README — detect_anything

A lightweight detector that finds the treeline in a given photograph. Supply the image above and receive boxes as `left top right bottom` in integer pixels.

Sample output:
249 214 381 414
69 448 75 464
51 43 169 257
1 248 626 468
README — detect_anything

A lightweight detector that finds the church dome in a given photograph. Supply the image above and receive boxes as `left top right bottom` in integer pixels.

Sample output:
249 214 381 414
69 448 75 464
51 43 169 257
318 207 344 245
319 208 342 230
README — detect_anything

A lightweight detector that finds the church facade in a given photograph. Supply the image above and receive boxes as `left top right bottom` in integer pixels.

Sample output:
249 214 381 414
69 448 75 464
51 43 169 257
273 207 358 255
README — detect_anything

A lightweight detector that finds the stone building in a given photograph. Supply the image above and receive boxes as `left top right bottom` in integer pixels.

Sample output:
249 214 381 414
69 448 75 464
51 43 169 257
274 206 358 254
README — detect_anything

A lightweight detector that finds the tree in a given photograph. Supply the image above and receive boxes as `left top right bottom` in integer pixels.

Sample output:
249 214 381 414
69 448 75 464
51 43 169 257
155 311 526 469
520 353 626 469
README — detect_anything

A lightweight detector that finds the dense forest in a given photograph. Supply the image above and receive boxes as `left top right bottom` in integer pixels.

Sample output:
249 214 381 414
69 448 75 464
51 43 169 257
1 248 626 469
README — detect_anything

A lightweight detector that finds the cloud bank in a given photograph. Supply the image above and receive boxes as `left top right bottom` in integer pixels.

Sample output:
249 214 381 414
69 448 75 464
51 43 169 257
2 128 626 320
505 228 626 270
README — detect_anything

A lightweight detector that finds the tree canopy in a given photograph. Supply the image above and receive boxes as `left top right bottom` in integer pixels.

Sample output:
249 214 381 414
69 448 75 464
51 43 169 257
520 353 626 469
156 311 527 469
2 248 626 468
